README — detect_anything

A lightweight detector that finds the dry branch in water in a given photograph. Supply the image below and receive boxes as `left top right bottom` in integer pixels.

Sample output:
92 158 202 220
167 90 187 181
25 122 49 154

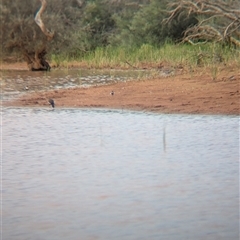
165 0 240 46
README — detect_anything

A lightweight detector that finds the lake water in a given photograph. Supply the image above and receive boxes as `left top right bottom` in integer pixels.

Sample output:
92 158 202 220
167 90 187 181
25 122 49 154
1 69 151 102
2 107 239 240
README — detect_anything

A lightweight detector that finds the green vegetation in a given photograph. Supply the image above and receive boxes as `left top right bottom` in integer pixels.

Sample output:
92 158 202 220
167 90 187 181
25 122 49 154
0 0 239 69
51 42 240 69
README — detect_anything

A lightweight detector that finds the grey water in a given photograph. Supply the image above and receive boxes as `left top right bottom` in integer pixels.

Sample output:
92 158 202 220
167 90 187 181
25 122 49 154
1 69 151 102
2 107 239 240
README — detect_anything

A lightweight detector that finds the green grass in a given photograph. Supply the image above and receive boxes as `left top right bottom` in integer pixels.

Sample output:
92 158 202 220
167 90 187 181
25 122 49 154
50 42 240 69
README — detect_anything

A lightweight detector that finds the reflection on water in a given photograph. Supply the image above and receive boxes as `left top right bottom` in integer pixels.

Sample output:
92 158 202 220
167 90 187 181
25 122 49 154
2 108 239 240
1 69 151 101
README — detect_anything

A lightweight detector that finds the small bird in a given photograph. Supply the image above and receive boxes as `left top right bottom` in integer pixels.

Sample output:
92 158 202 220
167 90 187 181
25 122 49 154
48 98 55 108
229 75 235 80
110 91 114 96
24 86 29 91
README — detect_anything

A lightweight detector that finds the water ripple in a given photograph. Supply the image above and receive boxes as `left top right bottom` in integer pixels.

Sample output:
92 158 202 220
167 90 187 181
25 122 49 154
2 108 239 240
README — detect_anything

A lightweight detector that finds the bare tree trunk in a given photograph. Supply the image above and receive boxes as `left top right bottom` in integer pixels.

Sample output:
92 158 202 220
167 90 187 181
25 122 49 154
24 48 51 71
24 0 54 71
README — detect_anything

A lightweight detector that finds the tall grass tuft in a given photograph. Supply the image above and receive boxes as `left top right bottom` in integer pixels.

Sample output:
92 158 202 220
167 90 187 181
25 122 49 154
50 42 240 70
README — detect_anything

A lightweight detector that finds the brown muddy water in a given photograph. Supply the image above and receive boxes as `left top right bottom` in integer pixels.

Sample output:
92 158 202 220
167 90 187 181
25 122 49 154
2 106 239 240
1 69 151 102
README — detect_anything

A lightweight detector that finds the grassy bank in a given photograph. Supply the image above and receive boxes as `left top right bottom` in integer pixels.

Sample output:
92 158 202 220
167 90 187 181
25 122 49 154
50 43 240 70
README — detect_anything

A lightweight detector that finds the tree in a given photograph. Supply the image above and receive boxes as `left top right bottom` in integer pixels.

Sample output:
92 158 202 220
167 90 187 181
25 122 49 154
111 0 197 47
0 0 54 70
165 0 240 47
25 0 54 70
81 1 115 50
0 0 85 68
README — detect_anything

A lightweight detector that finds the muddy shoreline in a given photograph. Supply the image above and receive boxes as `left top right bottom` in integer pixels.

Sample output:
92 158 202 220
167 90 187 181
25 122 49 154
2 63 239 115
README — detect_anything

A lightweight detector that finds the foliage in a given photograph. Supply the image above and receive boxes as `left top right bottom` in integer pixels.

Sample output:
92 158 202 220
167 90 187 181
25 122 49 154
52 42 240 69
0 0 239 62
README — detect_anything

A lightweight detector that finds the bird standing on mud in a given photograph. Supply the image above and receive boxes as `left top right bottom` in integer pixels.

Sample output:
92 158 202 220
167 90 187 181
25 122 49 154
48 98 55 108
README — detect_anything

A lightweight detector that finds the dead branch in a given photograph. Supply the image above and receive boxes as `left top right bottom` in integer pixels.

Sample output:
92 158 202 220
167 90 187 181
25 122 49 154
164 0 240 46
21 0 54 70
34 0 54 41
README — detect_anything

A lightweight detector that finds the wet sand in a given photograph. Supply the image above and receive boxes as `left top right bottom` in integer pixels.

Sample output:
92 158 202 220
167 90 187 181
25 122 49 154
2 63 240 115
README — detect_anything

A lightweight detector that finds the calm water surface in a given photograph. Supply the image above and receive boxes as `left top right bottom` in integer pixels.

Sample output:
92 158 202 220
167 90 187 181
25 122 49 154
2 108 239 240
1 69 151 102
